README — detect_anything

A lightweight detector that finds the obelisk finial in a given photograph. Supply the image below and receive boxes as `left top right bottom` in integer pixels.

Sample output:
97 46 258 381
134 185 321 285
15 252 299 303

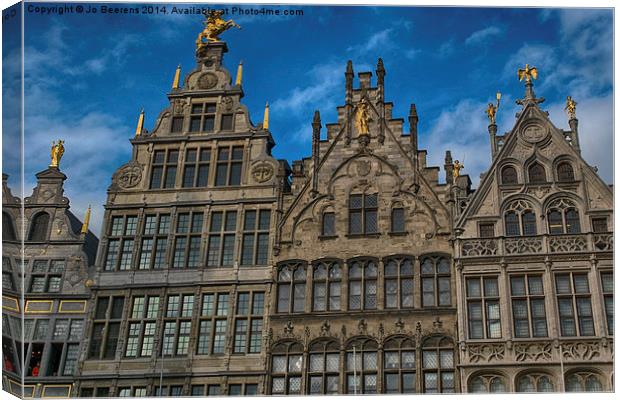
135 108 144 137
235 60 243 86
172 64 181 89
263 102 270 130
81 205 91 234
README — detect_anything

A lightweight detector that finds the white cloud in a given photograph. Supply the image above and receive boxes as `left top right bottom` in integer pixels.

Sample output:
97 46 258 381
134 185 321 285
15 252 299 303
437 39 455 58
404 48 421 60
346 28 394 56
465 25 504 46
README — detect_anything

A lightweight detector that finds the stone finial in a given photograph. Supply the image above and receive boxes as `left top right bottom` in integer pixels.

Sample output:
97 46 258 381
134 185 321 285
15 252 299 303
81 205 91 234
135 108 145 137
235 60 243 86
172 64 181 89
376 57 385 85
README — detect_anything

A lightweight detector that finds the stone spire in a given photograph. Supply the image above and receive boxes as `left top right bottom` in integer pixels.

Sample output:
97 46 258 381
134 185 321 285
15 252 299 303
345 60 354 145
408 103 419 170
444 150 454 185
311 110 322 196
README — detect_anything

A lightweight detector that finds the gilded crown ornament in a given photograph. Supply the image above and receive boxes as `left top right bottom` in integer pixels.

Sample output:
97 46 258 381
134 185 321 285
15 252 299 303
565 95 577 119
50 139 65 168
196 10 241 48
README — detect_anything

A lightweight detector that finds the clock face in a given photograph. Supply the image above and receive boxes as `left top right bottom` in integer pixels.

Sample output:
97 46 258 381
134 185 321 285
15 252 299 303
198 72 218 90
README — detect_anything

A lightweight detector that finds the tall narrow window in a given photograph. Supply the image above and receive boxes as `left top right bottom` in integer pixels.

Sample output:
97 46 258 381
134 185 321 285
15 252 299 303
478 223 495 238
348 259 377 310
270 342 304 395
161 294 193 356
215 146 243 186
322 212 336 236
105 215 137 271
391 207 405 233
510 275 547 338
220 114 234 131
150 149 179 189
600 271 613 335
182 148 211 187
307 340 340 395
312 261 341 311
3 212 16 241
28 212 50 242
345 338 378 394
125 296 159 357
206 211 237 267
384 257 414 309
557 162 575 182
421 256 451 307
139 214 170 269
528 163 546 183
197 292 228 355
501 166 518 184
233 292 264 354
503 199 537 236
277 262 306 313
170 116 184 133
241 210 271 266
349 193 378 235
421 336 455 393
189 103 216 132
466 276 501 339
383 337 416 393
556 273 594 336
172 212 203 268
88 296 124 359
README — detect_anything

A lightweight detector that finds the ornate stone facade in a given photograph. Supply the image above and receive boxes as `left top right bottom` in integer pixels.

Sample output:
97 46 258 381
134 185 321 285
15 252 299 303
2 169 98 398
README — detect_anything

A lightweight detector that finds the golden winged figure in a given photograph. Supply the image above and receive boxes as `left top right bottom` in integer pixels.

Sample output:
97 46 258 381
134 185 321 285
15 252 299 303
518 64 538 83
453 160 464 178
565 95 577 119
196 10 241 48
355 98 371 135
50 140 65 168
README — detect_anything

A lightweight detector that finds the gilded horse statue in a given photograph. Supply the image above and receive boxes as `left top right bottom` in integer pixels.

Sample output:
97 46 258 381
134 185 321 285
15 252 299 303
196 10 241 48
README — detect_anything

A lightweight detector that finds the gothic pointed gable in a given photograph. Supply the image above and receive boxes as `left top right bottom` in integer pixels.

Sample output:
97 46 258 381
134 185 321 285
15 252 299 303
276 60 452 257
456 81 613 239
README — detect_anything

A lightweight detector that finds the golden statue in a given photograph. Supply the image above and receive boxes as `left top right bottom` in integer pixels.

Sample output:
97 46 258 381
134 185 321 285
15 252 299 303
50 140 65 168
355 98 371 135
565 95 577 119
196 10 241 48
485 91 501 124
518 64 538 83
453 160 464 178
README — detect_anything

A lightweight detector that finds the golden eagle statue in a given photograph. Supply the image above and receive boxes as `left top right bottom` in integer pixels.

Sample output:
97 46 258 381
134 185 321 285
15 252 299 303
518 64 538 83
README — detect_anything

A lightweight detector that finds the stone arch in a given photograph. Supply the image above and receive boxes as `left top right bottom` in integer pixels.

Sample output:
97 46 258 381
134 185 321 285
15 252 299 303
27 211 51 242
467 370 508 393
564 367 607 392
552 154 578 182
514 369 556 392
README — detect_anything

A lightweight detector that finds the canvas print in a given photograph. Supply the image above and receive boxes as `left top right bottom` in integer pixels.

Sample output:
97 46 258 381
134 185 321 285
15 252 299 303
1 1 614 397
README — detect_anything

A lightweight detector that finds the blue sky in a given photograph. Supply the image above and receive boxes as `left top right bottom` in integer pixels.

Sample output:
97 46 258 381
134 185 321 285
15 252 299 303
2 2 613 235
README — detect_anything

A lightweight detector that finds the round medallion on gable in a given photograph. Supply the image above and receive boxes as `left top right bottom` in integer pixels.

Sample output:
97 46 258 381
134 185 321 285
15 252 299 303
251 161 274 183
221 96 234 111
356 160 372 177
198 72 218 89
117 165 143 189
521 122 548 144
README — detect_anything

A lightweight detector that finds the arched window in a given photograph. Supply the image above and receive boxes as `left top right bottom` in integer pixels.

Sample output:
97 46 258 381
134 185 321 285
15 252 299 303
312 261 341 311
383 337 416 393
345 338 378 394
270 341 304 395
421 336 455 393
501 166 518 185
468 373 507 393
421 256 451 307
28 212 50 241
565 371 604 392
557 162 575 182
348 259 377 310
276 262 306 313
307 340 340 395
503 199 537 236
516 372 554 392
547 198 581 234
384 257 414 309
3 212 16 241
528 163 547 183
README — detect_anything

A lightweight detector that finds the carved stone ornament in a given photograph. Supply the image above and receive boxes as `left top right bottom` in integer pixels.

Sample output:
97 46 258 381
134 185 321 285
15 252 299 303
561 341 601 361
358 319 368 335
173 99 185 115
198 72 218 89
356 160 371 177
117 164 143 189
40 189 55 202
466 343 505 363
514 341 552 362
284 320 294 335
252 162 274 183
320 321 331 336
221 96 234 111
521 122 547 143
